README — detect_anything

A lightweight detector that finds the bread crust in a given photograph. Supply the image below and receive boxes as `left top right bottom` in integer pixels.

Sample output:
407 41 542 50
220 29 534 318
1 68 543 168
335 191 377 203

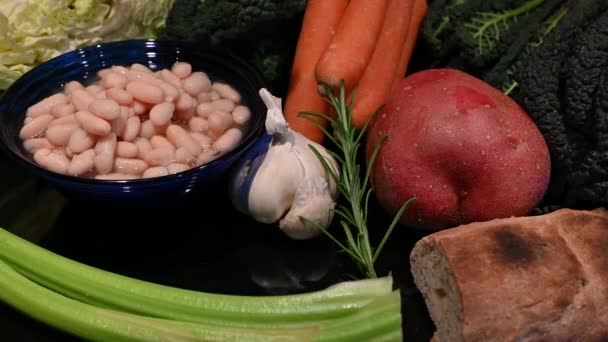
411 208 608 342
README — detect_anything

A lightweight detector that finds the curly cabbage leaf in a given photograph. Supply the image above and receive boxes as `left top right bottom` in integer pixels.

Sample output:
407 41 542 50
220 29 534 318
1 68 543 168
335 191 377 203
0 0 175 91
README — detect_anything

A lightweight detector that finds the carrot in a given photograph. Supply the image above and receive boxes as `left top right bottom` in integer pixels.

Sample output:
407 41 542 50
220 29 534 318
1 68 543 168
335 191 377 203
284 0 348 143
315 0 390 94
391 0 428 91
349 0 414 130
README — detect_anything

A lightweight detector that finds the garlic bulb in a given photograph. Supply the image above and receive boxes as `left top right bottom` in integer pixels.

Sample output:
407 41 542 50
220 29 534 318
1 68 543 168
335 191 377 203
229 89 340 240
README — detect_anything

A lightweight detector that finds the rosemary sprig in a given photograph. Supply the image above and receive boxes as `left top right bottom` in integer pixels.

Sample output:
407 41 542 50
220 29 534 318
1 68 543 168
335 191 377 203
299 82 415 279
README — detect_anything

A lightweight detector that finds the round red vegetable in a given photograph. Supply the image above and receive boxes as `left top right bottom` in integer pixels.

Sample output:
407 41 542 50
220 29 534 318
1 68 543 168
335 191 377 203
366 69 551 230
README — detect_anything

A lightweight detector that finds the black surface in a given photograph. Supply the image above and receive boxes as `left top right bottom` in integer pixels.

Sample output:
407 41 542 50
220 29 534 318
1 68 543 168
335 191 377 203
0 153 435 342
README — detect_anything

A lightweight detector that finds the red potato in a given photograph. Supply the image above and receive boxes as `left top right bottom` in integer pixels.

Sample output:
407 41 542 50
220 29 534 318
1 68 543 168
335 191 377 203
366 69 551 230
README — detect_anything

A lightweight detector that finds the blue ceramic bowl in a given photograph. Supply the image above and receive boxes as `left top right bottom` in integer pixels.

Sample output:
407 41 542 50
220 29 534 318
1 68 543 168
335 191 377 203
0 39 267 207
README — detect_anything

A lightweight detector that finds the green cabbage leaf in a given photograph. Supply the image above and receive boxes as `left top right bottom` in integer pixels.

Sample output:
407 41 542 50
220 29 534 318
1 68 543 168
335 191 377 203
0 0 174 90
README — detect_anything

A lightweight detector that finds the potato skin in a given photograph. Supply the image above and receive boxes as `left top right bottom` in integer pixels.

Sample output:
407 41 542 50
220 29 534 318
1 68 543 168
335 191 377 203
366 69 551 230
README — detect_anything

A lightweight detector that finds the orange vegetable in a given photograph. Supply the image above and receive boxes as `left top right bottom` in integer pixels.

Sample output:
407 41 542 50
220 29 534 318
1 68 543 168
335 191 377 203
349 0 414 130
392 0 428 90
315 0 389 94
284 0 348 143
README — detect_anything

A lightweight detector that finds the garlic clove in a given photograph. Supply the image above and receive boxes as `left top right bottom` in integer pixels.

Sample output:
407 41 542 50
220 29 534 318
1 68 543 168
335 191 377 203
279 176 335 240
229 134 272 215
247 142 305 223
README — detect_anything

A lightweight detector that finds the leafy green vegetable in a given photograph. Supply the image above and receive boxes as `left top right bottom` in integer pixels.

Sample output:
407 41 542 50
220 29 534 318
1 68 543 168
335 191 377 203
420 0 568 93
299 83 414 279
0 226 402 340
161 0 306 95
460 0 545 63
514 0 608 212
0 0 175 91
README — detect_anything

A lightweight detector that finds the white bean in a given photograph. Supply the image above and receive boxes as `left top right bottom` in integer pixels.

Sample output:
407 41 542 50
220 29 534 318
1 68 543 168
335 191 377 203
23 138 54 153
95 173 137 180
159 82 179 102
209 90 221 101
107 87 133 105
51 103 75 118
212 83 240 103
68 149 95 176
126 81 164 104
49 114 78 127
167 163 190 174
132 100 147 115
196 102 213 118
88 99 120 120
166 124 201 156
183 72 211 96
95 153 114 175
97 69 112 78
67 128 96 153
174 147 195 164
131 63 152 73
149 102 175 126
26 93 67 118
172 62 192 79
175 92 195 112
133 137 153 160
95 133 117 156
197 92 211 103
196 149 220 166
207 110 233 137
114 157 148 175
86 85 104 95
126 70 157 83
144 148 175 166
213 127 243 154
150 135 175 150
232 105 251 125
150 78 164 86
70 89 95 112
116 141 138 158
211 99 235 113
138 120 155 139
19 114 54 139
95 91 107 99
34 148 70 174
64 81 84 95
190 132 212 148
189 117 208 133
111 108 129 137
143 166 170 178
160 69 182 88
75 111 111 136
122 116 142 141
46 124 79 146
111 66 129 75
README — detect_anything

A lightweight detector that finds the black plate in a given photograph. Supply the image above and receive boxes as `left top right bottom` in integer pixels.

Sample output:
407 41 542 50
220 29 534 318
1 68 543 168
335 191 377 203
0 151 435 341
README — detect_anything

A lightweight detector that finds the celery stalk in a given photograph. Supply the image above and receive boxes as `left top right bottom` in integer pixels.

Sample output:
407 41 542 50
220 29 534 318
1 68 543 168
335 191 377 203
0 259 309 341
0 228 403 341
0 258 402 341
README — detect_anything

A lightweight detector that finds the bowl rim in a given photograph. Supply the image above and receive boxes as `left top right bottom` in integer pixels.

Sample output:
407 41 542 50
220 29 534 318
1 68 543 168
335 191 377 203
0 38 267 186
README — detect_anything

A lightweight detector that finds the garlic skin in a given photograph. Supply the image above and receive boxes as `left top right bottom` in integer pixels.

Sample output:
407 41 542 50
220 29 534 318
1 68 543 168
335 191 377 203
229 89 339 239
279 177 335 240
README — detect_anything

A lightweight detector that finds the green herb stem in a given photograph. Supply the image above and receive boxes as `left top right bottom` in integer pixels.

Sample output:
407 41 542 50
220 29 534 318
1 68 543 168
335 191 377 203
300 82 414 279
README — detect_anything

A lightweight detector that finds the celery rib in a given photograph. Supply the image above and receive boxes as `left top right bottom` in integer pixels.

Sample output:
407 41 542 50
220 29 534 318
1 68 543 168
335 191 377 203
0 227 402 341
0 259 313 341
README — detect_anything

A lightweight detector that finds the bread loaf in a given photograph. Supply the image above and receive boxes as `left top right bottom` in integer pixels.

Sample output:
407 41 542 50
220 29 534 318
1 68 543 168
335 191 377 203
410 208 608 341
